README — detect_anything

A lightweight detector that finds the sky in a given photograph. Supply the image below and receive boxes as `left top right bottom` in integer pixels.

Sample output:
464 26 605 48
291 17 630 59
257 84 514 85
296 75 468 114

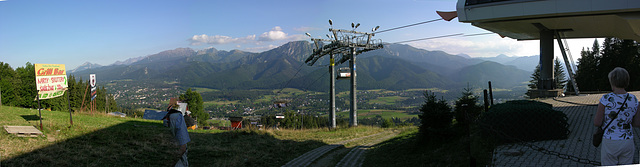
0 0 599 70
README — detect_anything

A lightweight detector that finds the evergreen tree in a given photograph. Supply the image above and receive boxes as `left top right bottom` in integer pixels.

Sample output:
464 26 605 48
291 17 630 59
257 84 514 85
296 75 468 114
528 65 540 89
453 86 482 127
528 59 568 90
575 39 600 91
554 58 567 90
0 62 19 106
419 91 452 137
15 62 36 108
575 38 640 91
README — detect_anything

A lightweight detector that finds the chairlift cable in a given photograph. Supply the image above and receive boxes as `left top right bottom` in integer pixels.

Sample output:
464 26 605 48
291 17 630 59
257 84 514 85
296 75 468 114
277 62 306 94
389 32 494 44
303 70 330 91
392 33 464 44
376 18 443 34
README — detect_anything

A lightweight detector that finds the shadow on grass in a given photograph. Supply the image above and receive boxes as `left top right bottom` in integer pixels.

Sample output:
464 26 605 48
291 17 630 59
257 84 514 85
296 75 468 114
20 114 42 121
2 120 326 167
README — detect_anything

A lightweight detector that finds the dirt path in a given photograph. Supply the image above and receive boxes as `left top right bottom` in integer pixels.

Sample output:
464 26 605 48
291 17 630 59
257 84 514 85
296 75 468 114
282 130 399 167
335 132 398 167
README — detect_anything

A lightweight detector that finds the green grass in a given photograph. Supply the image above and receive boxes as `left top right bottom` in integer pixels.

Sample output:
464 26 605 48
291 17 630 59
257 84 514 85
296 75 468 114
189 87 219 93
206 119 231 127
367 96 408 105
336 109 418 120
0 105 398 166
0 106 176 166
406 88 449 93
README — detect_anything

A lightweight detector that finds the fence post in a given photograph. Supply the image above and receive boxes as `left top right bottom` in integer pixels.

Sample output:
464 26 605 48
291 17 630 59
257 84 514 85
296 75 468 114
483 89 489 112
488 81 494 105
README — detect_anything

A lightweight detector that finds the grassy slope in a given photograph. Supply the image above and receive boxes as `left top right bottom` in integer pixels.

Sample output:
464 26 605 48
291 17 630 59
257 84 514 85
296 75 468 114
0 106 392 166
364 127 494 167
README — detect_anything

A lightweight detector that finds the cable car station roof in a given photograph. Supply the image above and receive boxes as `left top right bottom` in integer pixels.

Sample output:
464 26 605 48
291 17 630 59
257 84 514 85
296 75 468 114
457 0 640 41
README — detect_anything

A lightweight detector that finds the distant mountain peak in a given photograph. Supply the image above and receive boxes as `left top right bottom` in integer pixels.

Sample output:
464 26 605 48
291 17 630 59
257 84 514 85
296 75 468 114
197 47 218 55
497 54 509 58
457 53 471 59
70 62 103 73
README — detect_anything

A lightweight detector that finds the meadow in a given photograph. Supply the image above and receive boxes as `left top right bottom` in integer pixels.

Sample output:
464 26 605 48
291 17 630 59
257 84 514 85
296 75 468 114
0 106 410 166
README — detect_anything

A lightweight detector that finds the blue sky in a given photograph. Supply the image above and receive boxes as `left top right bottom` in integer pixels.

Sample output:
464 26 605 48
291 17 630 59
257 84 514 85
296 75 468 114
0 0 597 69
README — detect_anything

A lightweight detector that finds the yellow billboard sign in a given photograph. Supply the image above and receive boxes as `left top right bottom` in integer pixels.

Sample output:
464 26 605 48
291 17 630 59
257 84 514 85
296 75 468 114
35 64 67 99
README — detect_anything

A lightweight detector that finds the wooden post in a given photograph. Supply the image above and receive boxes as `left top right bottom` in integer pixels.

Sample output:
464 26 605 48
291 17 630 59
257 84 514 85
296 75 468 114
483 89 489 112
80 84 89 112
67 89 73 126
488 81 494 106
37 94 43 131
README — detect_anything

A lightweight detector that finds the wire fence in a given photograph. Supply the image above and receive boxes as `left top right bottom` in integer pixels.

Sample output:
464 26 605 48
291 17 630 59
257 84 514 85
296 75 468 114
473 94 640 166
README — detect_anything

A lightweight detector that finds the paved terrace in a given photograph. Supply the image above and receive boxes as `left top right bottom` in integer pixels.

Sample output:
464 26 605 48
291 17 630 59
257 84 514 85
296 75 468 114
492 91 640 166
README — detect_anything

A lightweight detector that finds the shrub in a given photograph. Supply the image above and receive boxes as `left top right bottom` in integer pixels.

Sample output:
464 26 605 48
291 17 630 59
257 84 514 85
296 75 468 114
479 100 569 142
382 118 395 128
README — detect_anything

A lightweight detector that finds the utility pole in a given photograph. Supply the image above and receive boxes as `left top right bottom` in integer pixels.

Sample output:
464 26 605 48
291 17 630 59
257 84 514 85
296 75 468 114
304 20 383 128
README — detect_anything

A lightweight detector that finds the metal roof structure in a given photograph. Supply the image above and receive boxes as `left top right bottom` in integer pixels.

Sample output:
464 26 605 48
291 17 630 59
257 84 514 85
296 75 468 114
457 0 640 41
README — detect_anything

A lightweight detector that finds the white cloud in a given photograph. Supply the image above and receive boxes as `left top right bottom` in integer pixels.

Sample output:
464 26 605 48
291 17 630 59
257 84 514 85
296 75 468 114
408 37 539 57
189 34 255 45
407 36 599 63
259 26 288 41
188 26 311 52
245 45 278 52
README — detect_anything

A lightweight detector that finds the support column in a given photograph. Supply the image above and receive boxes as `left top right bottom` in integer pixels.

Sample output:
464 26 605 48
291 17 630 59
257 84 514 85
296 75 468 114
350 47 357 127
329 54 336 129
539 30 554 90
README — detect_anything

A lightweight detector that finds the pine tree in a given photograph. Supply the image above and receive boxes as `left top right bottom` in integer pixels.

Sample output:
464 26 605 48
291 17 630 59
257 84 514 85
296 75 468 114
575 39 600 91
453 86 482 127
528 65 540 89
528 59 567 90
419 91 452 137
554 58 567 90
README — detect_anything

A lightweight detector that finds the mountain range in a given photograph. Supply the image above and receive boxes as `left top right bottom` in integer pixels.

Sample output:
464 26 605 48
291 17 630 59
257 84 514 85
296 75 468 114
69 41 537 91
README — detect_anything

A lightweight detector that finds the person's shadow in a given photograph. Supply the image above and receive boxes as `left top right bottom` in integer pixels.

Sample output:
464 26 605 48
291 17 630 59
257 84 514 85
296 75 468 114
20 114 42 121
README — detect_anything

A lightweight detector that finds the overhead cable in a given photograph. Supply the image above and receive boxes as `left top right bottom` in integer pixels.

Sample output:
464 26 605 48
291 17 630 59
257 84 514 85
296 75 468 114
392 33 464 44
303 70 330 91
375 18 443 34
391 32 494 44
278 62 306 94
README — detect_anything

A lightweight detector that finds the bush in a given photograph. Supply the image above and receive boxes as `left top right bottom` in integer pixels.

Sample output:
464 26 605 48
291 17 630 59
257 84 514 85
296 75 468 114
479 100 569 142
382 118 395 128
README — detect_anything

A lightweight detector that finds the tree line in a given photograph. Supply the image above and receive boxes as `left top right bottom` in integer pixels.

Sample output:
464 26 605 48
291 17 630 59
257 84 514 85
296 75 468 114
0 62 117 112
575 38 640 91
526 38 639 93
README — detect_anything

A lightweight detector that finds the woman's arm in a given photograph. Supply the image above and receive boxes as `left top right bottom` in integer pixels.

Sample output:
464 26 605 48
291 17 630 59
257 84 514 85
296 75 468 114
594 102 605 127
633 106 640 127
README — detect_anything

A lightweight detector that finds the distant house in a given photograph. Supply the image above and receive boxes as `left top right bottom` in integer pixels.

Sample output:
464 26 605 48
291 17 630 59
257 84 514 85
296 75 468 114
108 112 127 118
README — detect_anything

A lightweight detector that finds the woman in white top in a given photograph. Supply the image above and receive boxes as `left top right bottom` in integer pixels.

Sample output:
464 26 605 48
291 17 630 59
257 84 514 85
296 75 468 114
594 67 639 165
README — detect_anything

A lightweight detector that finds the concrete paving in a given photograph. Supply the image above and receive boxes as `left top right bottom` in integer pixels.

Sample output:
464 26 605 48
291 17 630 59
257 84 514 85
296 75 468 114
491 92 640 166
